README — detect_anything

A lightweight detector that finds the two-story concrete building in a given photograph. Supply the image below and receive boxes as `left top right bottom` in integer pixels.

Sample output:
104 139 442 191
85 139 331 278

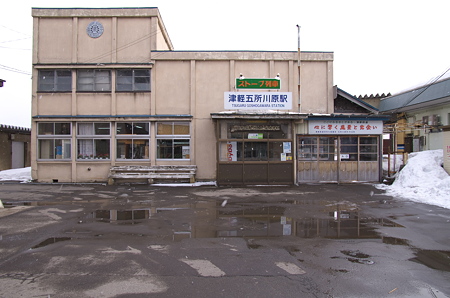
31 7 386 185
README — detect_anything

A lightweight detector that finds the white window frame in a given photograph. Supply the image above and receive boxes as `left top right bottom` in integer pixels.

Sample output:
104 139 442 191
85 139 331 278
77 69 111 92
156 122 191 160
76 123 111 160
116 122 150 160
37 122 72 160
116 69 151 92
38 69 72 92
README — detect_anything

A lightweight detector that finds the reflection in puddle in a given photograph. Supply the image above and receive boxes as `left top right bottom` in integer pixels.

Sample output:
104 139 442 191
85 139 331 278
32 237 71 249
83 200 404 242
87 209 150 225
410 250 450 272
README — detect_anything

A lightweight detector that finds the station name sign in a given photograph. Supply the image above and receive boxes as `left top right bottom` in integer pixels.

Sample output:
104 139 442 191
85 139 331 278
236 78 280 89
224 92 292 110
309 120 383 135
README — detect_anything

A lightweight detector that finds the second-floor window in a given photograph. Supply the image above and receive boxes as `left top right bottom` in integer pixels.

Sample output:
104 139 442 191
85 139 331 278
77 69 111 92
38 70 72 92
116 69 150 91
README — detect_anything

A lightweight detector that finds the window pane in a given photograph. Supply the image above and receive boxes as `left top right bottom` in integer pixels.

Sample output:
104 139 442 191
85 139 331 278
116 123 133 134
117 139 132 159
360 154 377 161
269 142 284 161
94 139 110 158
360 137 377 144
38 123 54 135
133 123 149 135
157 139 173 158
38 70 55 91
38 139 53 159
132 139 149 159
95 123 110 135
244 142 267 161
360 145 377 153
56 70 72 91
117 70 133 77
174 139 190 159
78 139 94 158
55 123 71 135
157 123 173 135
174 123 189 135
78 123 94 135
134 69 149 76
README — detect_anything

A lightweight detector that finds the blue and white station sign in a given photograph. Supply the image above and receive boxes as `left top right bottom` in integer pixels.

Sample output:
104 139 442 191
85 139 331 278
224 92 292 110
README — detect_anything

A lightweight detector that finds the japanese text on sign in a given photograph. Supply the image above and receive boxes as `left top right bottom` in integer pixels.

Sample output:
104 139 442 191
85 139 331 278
236 78 280 89
308 120 383 135
224 92 292 110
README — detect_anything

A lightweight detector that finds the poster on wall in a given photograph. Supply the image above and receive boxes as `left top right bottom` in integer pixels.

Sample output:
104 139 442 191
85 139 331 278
309 120 383 135
224 92 292 110
227 141 237 161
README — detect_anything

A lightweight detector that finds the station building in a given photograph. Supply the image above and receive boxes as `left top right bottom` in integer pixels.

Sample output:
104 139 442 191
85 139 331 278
31 7 386 185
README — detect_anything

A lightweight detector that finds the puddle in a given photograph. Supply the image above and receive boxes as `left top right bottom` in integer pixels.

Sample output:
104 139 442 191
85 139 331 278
382 236 410 246
31 237 72 249
86 209 150 225
410 250 450 272
341 250 374 265
79 199 405 243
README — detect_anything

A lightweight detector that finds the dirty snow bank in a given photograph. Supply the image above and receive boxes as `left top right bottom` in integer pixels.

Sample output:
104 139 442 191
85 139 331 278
0 167 32 183
377 149 450 209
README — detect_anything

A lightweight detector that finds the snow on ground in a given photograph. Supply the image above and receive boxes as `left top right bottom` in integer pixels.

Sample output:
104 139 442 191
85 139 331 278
1 151 449 209
377 149 450 209
0 167 31 183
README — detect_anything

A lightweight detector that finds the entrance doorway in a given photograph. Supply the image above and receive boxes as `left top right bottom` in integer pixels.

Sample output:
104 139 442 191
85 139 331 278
297 135 380 183
216 120 294 185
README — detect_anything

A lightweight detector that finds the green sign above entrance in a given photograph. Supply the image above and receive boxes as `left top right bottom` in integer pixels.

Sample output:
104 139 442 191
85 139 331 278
236 78 280 89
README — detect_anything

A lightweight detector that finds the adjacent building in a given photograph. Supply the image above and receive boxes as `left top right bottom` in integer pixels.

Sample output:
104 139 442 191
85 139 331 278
0 124 31 171
379 77 450 173
31 7 386 185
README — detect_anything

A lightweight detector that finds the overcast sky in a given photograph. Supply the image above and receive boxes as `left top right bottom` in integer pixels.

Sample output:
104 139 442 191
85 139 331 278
1 0 449 128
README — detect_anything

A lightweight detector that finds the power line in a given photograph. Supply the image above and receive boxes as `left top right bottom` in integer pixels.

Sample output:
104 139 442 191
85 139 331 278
0 64 31 76
393 66 450 113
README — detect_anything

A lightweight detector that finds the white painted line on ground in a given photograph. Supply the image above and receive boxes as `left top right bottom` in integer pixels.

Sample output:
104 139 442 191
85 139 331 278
181 259 225 277
275 262 306 275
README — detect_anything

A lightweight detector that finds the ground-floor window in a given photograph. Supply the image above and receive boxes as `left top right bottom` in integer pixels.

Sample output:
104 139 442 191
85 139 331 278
36 121 191 161
116 139 149 159
298 136 378 162
77 123 111 159
37 122 72 160
38 139 71 159
156 122 190 159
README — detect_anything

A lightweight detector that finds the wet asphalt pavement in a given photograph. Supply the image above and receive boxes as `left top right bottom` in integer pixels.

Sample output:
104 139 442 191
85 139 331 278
0 182 449 298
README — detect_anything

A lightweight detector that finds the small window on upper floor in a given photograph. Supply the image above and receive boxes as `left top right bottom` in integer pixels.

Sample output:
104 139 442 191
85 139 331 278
77 69 111 92
116 69 150 92
38 70 72 92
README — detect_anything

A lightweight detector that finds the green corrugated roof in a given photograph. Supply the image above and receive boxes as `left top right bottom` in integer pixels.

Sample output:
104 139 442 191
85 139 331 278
379 77 450 112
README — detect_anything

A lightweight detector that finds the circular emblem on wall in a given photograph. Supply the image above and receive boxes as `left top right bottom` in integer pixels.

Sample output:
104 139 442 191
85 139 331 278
86 21 104 38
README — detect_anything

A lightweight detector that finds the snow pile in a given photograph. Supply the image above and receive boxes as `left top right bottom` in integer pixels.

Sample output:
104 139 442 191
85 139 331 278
382 154 404 173
0 167 31 183
378 150 450 209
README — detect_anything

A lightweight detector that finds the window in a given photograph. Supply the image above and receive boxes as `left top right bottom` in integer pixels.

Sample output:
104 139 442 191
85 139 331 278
77 69 111 92
38 70 72 92
77 123 111 159
116 122 150 159
156 122 190 159
116 69 150 91
37 122 71 160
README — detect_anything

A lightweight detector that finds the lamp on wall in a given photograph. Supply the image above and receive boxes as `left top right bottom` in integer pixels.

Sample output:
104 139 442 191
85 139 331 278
275 73 280 80
239 73 245 79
